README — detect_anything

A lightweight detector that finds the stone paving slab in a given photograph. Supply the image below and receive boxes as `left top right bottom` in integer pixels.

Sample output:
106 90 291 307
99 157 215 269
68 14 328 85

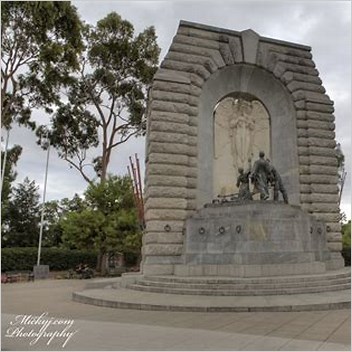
2 279 350 351
2 313 350 351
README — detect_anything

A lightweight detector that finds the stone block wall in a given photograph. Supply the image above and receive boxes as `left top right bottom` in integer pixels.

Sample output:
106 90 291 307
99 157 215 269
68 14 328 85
142 21 343 275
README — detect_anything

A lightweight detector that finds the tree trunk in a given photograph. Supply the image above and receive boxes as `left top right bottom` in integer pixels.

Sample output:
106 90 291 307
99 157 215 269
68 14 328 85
96 253 102 272
100 149 111 184
96 250 107 274
100 252 107 275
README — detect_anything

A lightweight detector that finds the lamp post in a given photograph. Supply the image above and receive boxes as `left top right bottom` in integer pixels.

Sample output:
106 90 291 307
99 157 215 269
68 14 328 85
1 129 10 196
37 136 50 267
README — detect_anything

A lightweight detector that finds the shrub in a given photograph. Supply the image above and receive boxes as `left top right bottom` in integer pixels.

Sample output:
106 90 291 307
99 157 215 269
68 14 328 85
124 251 140 267
1 247 97 272
341 221 351 267
341 248 351 267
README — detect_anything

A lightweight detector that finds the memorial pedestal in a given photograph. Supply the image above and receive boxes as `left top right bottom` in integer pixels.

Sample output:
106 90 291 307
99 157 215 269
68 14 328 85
175 201 332 277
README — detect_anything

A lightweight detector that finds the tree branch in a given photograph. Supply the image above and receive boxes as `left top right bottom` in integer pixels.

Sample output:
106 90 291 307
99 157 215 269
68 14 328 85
84 78 107 127
64 156 93 184
20 52 38 66
116 109 130 123
1 76 18 119
1 73 9 106
108 129 139 150
1 55 9 67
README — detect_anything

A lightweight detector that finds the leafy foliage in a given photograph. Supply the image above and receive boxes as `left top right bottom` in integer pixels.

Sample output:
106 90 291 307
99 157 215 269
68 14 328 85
60 175 141 271
40 200 64 247
37 12 160 182
39 195 88 247
342 220 351 249
1 144 22 225
2 177 40 247
1 1 83 130
341 220 351 267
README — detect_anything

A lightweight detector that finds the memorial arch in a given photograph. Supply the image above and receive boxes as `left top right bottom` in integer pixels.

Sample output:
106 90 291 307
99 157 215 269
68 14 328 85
142 21 343 275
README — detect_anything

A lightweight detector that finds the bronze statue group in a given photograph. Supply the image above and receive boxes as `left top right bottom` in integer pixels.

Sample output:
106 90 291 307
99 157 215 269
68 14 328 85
236 151 288 203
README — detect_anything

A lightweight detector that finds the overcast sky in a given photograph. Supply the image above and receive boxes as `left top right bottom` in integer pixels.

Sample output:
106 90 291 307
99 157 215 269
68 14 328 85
5 0 351 218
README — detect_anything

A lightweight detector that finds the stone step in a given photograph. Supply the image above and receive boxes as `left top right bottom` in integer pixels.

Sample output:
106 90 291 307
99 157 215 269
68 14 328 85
134 276 350 291
144 269 350 285
73 287 351 312
73 275 351 312
127 282 351 296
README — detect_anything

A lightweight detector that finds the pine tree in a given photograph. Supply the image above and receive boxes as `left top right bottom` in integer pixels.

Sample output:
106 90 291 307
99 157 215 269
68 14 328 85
2 177 41 247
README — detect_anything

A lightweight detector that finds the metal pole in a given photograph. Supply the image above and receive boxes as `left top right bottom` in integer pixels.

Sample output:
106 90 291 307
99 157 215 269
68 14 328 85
37 141 50 266
1 129 10 196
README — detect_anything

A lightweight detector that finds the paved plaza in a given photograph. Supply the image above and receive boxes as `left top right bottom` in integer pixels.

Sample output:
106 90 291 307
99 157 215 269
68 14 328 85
1 279 351 351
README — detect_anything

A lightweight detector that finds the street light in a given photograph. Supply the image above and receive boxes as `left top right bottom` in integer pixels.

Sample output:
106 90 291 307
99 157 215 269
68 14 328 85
37 134 50 267
1 129 10 196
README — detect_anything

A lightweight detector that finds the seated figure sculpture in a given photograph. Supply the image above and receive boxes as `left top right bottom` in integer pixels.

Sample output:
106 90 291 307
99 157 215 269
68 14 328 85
236 167 253 200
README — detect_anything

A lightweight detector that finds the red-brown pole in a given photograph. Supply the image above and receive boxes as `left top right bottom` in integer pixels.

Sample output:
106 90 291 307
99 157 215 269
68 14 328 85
135 154 144 207
127 165 139 212
129 157 144 227
135 154 145 228
129 156 140 201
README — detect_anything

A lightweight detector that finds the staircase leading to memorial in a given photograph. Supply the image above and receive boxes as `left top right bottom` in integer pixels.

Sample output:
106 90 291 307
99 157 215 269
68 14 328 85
127 269 351 296
73 267 351 312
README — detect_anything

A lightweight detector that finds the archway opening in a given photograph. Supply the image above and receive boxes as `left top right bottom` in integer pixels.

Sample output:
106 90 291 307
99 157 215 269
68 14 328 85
213 94 270 198
197 64 300 208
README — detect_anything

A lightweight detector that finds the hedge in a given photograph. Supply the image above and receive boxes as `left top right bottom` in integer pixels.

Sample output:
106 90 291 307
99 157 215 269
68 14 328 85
1 247 97 272
4 246 348 272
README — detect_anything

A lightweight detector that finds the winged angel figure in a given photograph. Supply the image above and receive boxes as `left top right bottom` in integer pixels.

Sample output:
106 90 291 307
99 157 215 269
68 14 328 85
214 97 269 171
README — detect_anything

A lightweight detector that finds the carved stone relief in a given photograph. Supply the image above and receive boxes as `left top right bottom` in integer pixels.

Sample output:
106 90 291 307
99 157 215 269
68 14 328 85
213 96 270 197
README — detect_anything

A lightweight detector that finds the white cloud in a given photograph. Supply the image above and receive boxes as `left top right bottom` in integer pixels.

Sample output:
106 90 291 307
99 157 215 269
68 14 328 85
4 0 351 219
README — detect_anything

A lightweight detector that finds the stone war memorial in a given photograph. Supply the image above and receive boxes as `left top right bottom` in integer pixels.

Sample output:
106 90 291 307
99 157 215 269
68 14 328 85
74 21 351 312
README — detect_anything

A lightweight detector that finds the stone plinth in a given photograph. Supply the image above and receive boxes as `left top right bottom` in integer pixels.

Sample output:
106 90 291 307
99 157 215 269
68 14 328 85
33 265 50 280
174 201 332 277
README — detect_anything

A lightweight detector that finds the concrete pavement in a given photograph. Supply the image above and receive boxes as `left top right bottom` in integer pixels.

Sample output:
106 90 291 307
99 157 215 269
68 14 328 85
1 279 351 351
